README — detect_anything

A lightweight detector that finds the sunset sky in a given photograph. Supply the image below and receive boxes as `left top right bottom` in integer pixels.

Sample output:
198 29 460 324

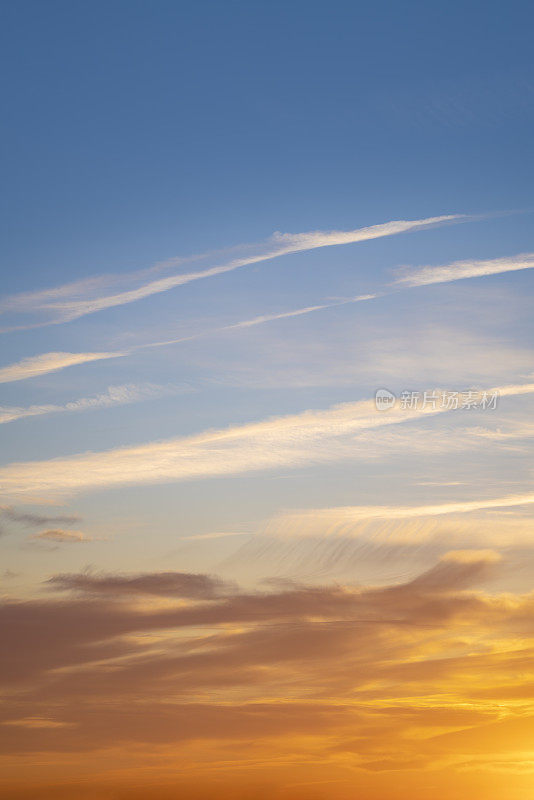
1 2 534 798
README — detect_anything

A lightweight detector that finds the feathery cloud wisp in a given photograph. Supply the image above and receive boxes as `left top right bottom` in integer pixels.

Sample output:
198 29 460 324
269 493 534 539
141 293 379 350
0 383 182 424
0 296 379 384
3 247 532 385
0 381 532 499
393 252 534 287
0 351 125 384
0 214 464 328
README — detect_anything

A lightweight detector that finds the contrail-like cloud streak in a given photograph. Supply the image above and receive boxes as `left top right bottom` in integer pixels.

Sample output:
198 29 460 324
0 383 177 424
393 252 534 287
0 351 125 384
1 245 532 385
0 214 464 329
0 295 379 383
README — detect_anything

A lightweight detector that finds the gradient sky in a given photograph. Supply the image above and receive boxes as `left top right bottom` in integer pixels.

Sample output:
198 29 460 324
1 2 534 799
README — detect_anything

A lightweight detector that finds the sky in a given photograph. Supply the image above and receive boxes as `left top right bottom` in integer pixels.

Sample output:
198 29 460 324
1 2 534 798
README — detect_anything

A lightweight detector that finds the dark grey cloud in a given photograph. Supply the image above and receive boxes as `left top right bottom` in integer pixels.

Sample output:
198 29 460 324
0 506 81 529
47 569 235 598
0 553 507 690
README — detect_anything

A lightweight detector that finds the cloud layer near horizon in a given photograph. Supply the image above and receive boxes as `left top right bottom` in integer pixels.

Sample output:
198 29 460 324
2 552 534 799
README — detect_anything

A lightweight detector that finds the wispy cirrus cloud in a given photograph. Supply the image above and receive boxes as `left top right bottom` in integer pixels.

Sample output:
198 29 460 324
139 293 378 350
2 247 532 387
393 252 534 287
0 351 124 384
0 295 379 384
224 515 534 585
0 214 465 330
268 493 534 539
0 381 532 499
0 382 183 424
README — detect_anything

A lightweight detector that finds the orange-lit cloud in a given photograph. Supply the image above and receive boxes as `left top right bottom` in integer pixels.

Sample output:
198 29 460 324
2 552 534 799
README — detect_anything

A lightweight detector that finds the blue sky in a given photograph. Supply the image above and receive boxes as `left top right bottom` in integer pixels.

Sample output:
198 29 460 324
2 0 534 283
0 1 533 586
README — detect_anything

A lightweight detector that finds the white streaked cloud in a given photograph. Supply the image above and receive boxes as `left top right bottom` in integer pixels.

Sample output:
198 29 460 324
393 252 534 287
224 295 378 330
0 351 124 384
3 246 532 387
7 254 529 388
0 214 464 328
140 293 379 350
0 383 179 425
340 415 534 459
0 381 532 500
0 295 379 384
269 492 534 539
